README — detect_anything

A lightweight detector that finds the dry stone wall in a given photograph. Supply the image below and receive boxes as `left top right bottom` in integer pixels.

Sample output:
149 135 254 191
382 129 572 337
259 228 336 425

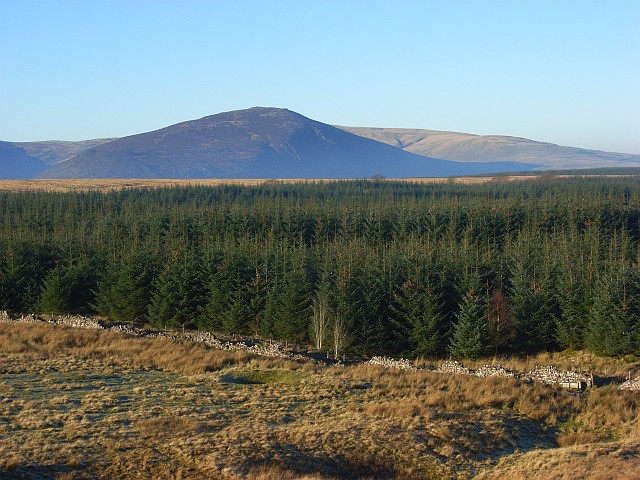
619 376 640 391
368 356 418 370
367 355 595 389
1 311 633 389
522 365 593 387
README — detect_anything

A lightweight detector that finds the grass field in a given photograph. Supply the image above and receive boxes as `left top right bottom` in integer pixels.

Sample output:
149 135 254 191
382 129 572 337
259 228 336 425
1 322 638 479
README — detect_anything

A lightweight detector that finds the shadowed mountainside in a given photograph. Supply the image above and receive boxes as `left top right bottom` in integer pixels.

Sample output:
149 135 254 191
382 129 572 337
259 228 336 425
337 126 640 170
38 108 535 179
0 141 49 179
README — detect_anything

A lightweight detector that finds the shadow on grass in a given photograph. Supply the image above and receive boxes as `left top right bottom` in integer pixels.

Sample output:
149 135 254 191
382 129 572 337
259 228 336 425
219 372 263 385
593 375 626 387
0 463 95 480
247 444 427 480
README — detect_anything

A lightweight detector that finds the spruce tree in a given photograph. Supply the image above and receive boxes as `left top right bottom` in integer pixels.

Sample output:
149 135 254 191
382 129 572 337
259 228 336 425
220 286 253 334
148 272 180 328
93 257 153 323
411 288 446 358
587 276 637 356
391 279 446 357
271 268 311 343
556 272 589 350
148 253 208 329
487 289 514 355
449 288 489 359
510 264 558 353
37 266 73 315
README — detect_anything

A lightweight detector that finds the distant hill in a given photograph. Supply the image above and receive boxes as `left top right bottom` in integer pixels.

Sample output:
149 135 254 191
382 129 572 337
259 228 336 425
38 108 533 179
0 141 48 179
16 139 116 165
337 126 640 170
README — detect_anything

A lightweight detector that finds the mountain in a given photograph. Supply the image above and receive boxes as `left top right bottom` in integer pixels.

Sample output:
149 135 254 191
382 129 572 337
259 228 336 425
3 109 638 179
0 141 49 179
38 108 535 179
337 126 640 170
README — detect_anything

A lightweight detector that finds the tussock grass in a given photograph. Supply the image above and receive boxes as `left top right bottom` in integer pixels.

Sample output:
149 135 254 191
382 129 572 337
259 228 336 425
0 322 249 373
474 441 640 480
1 322 638 479
337 363 579 423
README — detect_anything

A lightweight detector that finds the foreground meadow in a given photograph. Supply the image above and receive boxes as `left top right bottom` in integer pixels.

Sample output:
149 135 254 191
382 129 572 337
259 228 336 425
1 322 638 479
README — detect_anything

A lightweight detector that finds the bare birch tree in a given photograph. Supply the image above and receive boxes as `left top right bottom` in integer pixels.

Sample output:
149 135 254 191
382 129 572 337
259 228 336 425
310 291 329 350
332 311 350 360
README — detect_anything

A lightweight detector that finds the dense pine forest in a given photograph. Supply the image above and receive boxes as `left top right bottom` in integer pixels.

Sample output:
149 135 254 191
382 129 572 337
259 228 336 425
1 178 639 359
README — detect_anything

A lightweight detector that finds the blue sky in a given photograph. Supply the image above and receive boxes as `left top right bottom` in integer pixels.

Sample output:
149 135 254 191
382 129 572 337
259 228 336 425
1 1 639 153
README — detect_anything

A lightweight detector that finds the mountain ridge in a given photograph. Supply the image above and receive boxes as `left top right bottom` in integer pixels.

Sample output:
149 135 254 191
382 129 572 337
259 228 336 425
32 107 535 179
5 106 637 179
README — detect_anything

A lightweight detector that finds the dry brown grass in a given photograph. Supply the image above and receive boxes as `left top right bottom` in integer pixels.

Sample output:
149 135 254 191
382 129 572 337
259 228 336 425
0 322 638 479
0 175 547 193
474 441 640 480
0 322 248 373
338 363 581 423
0 178 274 192
0 178 335 192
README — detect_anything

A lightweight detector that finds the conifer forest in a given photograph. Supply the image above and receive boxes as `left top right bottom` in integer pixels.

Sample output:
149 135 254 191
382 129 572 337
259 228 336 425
1 177 639 359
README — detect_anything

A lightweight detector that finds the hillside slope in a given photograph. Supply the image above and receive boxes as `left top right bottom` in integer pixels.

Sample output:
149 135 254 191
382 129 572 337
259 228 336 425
338 126 640 169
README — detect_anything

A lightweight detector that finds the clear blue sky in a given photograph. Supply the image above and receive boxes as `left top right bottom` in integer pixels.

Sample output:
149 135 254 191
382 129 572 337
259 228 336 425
1 0 639 153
